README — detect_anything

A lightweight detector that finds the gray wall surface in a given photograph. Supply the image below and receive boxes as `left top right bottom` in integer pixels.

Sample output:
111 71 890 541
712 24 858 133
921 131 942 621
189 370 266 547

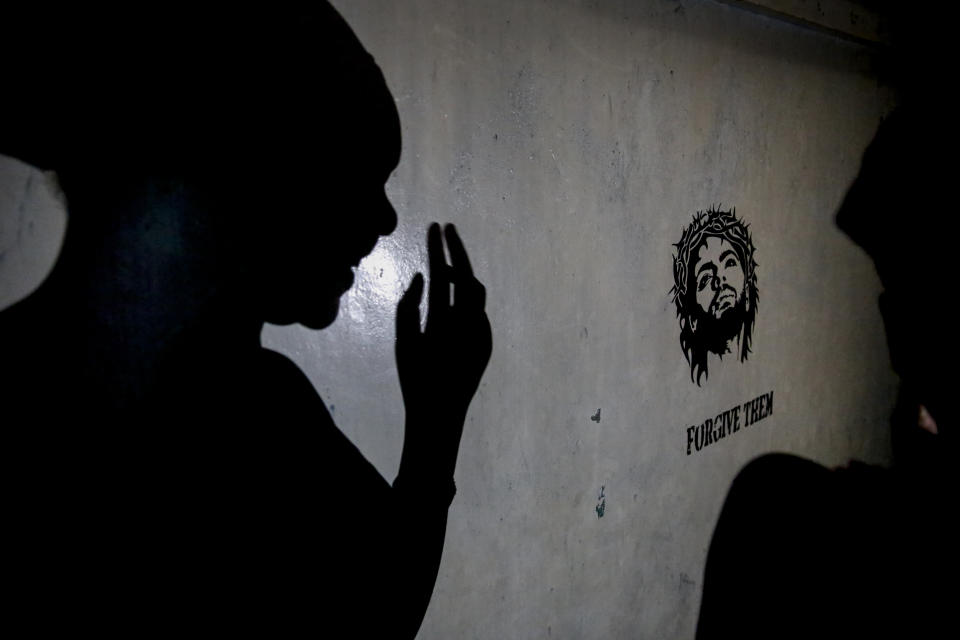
0 1 898 637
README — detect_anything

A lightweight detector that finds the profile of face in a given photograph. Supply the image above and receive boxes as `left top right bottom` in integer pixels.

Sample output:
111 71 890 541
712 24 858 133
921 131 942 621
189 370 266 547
693 236 745 320
251 70 402 331
0 6 402 335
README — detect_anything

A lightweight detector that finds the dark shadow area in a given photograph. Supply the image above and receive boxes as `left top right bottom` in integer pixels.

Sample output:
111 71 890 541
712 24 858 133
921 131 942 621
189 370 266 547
696 12 959 635
1 5 491 636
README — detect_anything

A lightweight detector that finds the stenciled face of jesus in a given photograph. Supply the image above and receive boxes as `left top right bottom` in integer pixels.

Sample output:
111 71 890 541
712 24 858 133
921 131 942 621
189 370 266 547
693 236 745 320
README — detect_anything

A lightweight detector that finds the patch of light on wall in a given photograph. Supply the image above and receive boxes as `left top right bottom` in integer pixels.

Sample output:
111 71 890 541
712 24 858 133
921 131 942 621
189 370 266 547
342 234 419 335
0 155 68 311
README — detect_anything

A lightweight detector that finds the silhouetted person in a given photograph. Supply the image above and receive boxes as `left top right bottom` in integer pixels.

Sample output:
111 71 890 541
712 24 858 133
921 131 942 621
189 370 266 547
695 104 958 639
1 5 491 637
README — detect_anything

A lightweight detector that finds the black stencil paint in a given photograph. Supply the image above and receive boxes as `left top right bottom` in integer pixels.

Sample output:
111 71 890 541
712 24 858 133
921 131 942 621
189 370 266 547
671 207 759 385
685 390 774 456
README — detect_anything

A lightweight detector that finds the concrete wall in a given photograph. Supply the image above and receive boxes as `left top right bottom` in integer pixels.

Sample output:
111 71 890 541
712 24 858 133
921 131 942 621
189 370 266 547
0 159 65 311
279 1 895 636
0 1 897 637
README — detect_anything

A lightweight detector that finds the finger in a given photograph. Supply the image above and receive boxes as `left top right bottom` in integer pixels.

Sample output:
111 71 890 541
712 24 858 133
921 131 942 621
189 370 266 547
427 222 450 315
460 278 486 309
396 272 424 341
443 223 474 279
444 224 486 308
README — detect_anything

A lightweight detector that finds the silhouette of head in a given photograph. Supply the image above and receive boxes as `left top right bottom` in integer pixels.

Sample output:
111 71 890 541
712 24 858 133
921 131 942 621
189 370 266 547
837 105 957 441
2 4 399 330
672 207 758 384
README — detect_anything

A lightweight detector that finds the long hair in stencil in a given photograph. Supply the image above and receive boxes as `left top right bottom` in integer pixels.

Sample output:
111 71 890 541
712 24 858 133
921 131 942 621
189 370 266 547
670 206 758 385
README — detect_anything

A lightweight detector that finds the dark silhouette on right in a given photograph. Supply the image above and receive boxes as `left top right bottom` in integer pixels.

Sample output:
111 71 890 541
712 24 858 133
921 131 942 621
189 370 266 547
696 105 958 638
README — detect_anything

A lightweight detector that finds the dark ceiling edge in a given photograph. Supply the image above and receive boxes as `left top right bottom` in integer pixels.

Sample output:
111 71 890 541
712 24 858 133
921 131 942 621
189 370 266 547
711 0 890 49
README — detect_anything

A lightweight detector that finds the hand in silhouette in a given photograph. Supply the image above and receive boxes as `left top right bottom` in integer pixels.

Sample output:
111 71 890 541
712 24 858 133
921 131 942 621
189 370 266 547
396 223 492 480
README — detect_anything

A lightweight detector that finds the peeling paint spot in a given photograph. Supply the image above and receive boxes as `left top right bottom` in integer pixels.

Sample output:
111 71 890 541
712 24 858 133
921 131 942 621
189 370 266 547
595 486 606 518
590 408 601 423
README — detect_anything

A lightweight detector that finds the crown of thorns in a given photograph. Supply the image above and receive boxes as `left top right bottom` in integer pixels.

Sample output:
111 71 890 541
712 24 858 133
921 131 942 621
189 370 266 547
671 206 756 311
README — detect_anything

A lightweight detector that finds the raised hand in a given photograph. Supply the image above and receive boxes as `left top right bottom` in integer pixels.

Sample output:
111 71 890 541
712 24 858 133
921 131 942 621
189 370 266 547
396 223 492 479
